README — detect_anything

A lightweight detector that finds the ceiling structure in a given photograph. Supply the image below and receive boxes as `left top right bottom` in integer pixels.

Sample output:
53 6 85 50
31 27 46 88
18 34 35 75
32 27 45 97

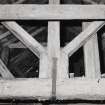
0 0 105 78
0 0 105 105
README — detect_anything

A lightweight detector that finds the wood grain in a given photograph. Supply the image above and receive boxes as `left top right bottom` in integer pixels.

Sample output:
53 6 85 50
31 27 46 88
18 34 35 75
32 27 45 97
83 22 101 78
0 78 51 100
56 78 105 100
62 21 105 57
2 22 46 58
0 5 105 20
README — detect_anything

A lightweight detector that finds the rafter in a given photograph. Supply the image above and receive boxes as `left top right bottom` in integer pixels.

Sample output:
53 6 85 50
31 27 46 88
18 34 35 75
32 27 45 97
62 21 105 57
8 27 46 48
0 59 14 79
0 5 105 20
2 22 46 58
0 78 51 99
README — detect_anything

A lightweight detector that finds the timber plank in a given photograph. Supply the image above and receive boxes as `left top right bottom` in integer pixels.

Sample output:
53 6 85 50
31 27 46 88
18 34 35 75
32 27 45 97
56 78 105 100
0 59 14 79
62 21 105 57
83 22 101 78
2 22 46 58
0 5 105 20
0 78 51 100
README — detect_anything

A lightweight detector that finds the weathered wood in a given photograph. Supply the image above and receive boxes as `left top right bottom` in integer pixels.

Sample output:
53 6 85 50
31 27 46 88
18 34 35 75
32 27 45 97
1 27 37 48
83 22 101 78
9 42 47 48
49 0 60 4
52 57 57 99
8 27 46 48
1 47 9 65
47 22 60 78
0 78 51 99
48 0 60 99
56 78 105 100
2 22 46 58
0 59 14 79
0 27 35 40
62 21 105 57
57 52 69 80
0 5 105 20
39 0 61 78
39 53 49 78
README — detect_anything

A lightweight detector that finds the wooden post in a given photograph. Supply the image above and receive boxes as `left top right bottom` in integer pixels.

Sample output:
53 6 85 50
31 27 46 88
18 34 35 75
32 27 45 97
0 5 105 20
39 52 49 78
0 47 14 79
57 51 69 80
49 0 69 80
61 22 105 79
47 21 60 78
0 78 52 99
83 22 101 78
41 0 60 79
8 27 46 48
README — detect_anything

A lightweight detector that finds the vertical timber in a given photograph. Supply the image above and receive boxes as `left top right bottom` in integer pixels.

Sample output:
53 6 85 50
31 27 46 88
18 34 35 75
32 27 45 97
83 22 101 78
48 0 60 79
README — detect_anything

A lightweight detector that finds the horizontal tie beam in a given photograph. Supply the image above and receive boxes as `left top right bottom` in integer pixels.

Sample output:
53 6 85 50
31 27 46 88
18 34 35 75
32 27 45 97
2 22 46 58
0 5 105 20
0 78 52 100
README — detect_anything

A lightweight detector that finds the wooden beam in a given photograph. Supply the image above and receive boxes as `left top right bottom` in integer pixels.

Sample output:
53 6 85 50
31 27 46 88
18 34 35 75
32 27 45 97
83 22 101 78
45 22 60 78
0 26 35 41
0 78 51 99
39 0 60 78
82 0 97 4
2 78 105 100
56 79 105 100
48 0 60 99
49 0 60 4
1 47 9 65
2 22 46 58
0 5 105 20
9 42 47 48
57 52 69 79
62 21 105 57
0 31 10 40
8 27 46 48
48 0 60 79
0 59 14 79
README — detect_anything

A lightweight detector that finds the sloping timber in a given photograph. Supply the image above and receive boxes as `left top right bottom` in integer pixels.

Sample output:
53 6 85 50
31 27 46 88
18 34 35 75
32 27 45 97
0 79 51 99
47 15 60 78
56 78 105 100
62 21 105 57
0 5 105 20
9 27 46 48
0 59 14 79
48 0 60 98
2 22 46 58
83 22 101 78
1 47 9 65
0 27 35 40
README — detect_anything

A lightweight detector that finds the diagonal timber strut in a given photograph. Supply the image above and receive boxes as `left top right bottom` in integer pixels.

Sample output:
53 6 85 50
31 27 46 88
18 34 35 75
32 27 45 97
2 22 46 58
62 21 105 57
